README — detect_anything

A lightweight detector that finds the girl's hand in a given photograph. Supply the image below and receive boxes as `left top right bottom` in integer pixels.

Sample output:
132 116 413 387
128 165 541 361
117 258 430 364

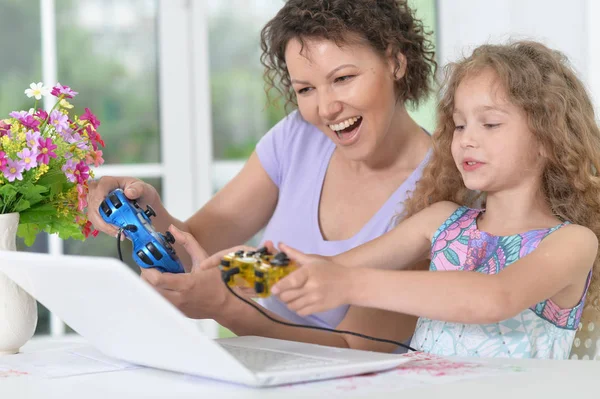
87 176 159 237
271 243 356 316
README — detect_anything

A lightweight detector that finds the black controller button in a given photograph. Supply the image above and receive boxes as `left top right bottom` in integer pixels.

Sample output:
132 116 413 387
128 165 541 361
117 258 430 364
100 201 112 217
144 205 156 218
109 193 122 209
271 258 289 267
256 247 269 255
255 282 265 294
164 230 175 244
220 259 231 267
136 250 153 265
272 252 290 266
254 270 264 278
274 252 288 261
146 243 163 260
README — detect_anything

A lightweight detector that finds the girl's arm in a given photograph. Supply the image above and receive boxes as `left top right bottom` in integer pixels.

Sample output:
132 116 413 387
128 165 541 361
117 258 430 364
274 224 597 323
329 201 460 270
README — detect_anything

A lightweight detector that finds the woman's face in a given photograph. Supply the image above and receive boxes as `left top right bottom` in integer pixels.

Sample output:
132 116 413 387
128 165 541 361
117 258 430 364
285 37 400 161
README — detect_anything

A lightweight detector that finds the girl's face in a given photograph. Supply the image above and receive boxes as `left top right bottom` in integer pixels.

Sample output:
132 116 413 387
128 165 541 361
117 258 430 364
285 37 400 161
450 68 544 193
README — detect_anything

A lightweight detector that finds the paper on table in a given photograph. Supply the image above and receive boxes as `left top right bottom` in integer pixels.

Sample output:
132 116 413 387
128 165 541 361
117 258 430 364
0 345 140 379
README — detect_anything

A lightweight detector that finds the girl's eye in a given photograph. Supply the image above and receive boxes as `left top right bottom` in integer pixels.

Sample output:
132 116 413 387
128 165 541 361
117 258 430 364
334 75 354 83
454 125 465 132
484 123 501 129
297 87 313 94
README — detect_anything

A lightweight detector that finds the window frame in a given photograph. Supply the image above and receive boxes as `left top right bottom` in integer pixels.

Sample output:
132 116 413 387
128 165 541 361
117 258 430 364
38 0 217 338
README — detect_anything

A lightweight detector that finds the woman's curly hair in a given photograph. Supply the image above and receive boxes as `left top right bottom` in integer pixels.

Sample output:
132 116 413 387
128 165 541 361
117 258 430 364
402 41 600 311
260 0 436 110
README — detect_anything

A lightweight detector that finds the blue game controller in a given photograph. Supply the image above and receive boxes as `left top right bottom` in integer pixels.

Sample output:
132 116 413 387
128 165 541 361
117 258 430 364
99 189 184 273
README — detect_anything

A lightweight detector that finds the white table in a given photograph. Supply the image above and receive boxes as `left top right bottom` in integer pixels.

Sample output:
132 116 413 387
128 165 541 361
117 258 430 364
0 336 597 398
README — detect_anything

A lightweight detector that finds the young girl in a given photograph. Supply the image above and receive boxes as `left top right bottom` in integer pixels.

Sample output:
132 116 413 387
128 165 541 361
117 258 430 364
269 41 600 359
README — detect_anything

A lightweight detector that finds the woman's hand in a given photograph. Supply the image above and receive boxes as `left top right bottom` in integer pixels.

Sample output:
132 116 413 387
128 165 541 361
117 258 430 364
140 225 231 319
87 176 160 237
271 243 357 316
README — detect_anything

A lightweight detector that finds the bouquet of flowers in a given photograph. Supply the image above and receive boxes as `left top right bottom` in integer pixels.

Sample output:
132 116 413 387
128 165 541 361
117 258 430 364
0 82 105 245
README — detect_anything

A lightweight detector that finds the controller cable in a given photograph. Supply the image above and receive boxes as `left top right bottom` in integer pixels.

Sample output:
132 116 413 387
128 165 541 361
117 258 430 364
220 267 417 352
116 225 138 264
114 231 416 352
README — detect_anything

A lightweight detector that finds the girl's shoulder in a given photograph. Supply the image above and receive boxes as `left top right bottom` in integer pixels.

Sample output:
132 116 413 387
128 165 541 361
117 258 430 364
425 201 470 223
417 201 471 242
545 223 598 250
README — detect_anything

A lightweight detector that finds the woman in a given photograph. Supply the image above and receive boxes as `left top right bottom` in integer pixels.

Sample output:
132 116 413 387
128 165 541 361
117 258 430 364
87 0 435 353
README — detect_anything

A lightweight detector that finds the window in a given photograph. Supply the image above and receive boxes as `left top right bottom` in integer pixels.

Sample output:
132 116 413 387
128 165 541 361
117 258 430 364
0 0 204 337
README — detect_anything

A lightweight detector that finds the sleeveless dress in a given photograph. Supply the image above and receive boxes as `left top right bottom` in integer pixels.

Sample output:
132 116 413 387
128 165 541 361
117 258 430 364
410 206 591 359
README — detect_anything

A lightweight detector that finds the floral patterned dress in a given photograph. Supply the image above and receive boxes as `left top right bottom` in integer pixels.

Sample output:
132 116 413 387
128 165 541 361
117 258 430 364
410 206 591 359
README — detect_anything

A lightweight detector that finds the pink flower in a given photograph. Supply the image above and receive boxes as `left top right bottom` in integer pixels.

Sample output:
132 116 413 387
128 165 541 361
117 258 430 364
0 121 11 137
82 220 99 238
74 161 90 185
17 148 38 171
0 151 7 170
61 159 78 183
51 83 78 99
34 109 48 120
3 159 25 182
36 137 58 164
85 150 104 167
26 130 41 149
84 125 105 150
21 115 40 131
76 184 88 211
80 108 100 129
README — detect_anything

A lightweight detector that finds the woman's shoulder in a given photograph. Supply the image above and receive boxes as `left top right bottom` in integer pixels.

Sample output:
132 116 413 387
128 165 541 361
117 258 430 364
255 110 333 187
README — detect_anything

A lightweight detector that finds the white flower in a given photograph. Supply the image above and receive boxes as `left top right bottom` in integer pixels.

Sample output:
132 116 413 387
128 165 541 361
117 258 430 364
24 82 50 100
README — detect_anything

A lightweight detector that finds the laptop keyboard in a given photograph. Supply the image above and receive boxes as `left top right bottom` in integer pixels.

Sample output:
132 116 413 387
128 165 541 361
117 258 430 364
220 343 346 372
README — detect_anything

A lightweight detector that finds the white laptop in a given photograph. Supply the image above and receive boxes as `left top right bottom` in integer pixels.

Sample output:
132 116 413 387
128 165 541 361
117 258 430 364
0 251 410 387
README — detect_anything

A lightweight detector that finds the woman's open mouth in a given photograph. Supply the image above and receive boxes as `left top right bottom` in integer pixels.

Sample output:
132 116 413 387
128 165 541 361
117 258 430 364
328 116 363 144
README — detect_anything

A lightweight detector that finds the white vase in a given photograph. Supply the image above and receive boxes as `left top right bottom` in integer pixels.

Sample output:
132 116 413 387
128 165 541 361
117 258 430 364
0 213 38 355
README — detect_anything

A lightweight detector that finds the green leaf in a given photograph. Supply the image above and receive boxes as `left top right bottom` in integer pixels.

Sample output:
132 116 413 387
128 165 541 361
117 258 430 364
16 183 48 206
36 169 69 197
17 223 40 246
0 184 17 199
18 204 58 224
44 219 85 241
0 185 18 213
13 199 30 213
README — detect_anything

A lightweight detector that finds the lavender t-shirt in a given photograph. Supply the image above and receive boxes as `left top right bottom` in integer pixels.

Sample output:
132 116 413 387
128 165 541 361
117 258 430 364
256 111 429 329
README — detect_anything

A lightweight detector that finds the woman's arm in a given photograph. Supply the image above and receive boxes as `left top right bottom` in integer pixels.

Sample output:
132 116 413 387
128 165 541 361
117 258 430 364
88 151 279 269
275 224 597 323
164 152 279 261
143 229 415 352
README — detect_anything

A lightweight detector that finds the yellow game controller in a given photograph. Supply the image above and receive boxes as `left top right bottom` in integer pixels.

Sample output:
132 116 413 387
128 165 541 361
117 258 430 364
219 247 297 297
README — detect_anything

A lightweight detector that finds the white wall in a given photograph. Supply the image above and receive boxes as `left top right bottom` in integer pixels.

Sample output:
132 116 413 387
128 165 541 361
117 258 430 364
437 0 599 111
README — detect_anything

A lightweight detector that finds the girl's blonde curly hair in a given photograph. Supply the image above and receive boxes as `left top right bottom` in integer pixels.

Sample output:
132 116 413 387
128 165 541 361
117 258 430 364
402 41 600 310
